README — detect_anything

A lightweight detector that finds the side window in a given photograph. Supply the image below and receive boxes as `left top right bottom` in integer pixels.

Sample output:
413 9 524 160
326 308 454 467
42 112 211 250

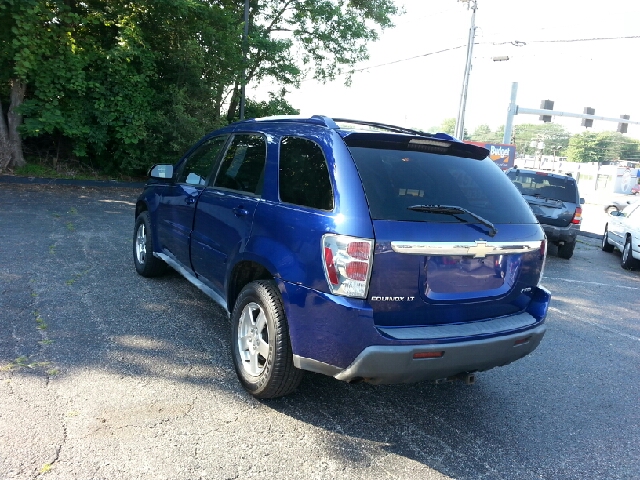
279 137 334 211
176 136 227 186
213 134 266 195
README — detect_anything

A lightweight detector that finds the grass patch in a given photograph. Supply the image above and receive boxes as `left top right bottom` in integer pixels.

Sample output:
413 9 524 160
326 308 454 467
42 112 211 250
14 158 145 183
1 356 50 371
49 244 56 255
35 312 47 330
68 207 78 215
65 222 75 231
39 339 55 345
39 463 52 474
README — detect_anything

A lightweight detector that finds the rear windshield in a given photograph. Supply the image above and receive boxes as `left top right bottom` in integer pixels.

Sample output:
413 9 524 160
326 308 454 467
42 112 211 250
347 146 537 224
507 171 578 203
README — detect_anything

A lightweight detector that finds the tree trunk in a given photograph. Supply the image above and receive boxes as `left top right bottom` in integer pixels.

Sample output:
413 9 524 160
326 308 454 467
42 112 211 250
8 78 27 168
0 98 11 171
226 82 240 123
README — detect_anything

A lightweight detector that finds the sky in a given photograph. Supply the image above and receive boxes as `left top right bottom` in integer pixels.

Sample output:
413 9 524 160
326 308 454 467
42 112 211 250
254 0 640 140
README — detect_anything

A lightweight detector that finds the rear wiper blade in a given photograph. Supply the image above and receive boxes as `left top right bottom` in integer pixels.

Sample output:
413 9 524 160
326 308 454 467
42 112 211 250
407 204 498 237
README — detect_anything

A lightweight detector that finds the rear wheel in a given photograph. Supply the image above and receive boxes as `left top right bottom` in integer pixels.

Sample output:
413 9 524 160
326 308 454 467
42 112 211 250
621 237 638 270
231 280 303 399
557 240 575 259
605 206 618 214
601 226 614 253
133 211 167 277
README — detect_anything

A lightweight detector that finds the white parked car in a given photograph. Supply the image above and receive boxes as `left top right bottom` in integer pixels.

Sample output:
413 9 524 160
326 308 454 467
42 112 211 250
602 201 640 269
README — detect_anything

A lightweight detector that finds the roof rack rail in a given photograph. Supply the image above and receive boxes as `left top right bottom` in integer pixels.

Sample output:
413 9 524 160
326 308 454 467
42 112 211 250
243 115 457 141
332 118 433 137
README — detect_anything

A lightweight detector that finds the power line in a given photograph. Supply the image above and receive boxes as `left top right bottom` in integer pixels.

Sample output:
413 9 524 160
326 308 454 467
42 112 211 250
320 35 640 80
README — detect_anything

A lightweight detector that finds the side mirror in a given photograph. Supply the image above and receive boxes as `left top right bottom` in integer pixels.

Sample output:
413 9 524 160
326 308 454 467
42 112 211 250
148 164 174 180
579 198 585 205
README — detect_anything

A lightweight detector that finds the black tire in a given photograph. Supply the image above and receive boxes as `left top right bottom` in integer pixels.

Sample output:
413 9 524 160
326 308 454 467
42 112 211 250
621 237 638 270
605 206 617 214
231 280 303 399
557 240 576 259
601 226 614 253
133 211 167 277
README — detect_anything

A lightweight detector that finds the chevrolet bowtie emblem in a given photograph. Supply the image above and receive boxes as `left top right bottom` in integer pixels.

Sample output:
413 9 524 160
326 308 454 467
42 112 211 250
466 241 494 258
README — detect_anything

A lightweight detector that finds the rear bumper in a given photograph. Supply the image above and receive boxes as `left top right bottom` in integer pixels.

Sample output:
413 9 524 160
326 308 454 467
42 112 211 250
542 223 579 244
282 279 550 384
332 324 545 384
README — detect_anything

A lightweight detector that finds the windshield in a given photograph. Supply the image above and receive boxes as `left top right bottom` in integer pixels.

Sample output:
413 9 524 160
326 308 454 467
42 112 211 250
507 171 579 203
347 146 537 224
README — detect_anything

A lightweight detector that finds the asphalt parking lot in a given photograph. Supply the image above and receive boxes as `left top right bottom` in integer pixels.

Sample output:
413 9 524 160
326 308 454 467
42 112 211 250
1 181 639 480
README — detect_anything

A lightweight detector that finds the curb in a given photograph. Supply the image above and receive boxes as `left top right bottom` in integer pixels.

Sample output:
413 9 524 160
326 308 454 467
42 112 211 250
0 175 145 189
578 231 602 240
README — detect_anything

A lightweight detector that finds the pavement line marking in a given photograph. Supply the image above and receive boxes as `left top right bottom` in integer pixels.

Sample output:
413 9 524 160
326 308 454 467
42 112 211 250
548 306 640 342
544 277 640 291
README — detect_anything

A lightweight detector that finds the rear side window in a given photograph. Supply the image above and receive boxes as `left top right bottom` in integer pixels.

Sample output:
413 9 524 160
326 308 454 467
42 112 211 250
348 146 536 224
279 137 334 210
507 171 578 203
214 134 266 195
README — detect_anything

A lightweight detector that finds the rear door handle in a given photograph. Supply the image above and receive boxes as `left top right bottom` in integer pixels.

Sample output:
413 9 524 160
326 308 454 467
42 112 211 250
232 206 248 217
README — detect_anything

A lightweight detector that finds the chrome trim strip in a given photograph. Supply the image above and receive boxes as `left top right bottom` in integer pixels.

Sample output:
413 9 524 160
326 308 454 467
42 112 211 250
390 240 540 257
155 252 229 315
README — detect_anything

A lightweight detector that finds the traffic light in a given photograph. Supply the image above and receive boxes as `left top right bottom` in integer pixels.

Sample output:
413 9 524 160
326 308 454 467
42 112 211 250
539 100 554 122
581 107 595 127
617 115 630 134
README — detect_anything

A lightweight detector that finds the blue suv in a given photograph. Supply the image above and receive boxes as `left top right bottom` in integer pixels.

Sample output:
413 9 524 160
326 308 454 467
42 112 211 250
133 116 551 398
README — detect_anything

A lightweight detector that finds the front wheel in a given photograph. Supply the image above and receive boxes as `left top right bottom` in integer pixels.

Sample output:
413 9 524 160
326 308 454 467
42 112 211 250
621 237 638 270
601 226 614 253
231 280 303 399
133 211 167 277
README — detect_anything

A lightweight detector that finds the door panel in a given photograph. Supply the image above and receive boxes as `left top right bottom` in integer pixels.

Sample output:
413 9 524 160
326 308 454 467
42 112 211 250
156 135 228 268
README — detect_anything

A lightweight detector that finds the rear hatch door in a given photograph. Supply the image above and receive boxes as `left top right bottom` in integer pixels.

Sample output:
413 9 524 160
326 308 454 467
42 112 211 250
343 133 545 327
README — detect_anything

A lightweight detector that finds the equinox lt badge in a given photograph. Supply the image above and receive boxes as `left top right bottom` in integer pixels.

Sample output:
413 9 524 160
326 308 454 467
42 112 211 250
371 296 415 301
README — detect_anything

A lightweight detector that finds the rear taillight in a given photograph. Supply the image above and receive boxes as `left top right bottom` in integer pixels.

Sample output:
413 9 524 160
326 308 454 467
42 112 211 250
572 206 582 224
322 234 374 298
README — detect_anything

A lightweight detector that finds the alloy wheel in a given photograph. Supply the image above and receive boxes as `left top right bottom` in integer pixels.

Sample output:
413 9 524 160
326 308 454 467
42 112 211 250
237 302 271 377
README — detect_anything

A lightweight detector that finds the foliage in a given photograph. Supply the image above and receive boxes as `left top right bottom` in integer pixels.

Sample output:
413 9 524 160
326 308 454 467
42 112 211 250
429 118 468 139
244 91 300 119
567 130 640 163
0 0 399 174
470 124 505 144
512 123 570 157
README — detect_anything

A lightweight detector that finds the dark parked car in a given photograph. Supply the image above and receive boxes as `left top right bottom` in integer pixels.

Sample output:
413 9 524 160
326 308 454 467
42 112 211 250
507 168 584 259
133 115 551 398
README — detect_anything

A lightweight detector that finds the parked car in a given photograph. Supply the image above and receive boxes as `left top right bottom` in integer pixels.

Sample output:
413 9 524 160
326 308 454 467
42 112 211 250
506 168 584 259
632 184 640 195
133 115 551 398
604 198 632 214
602 201 640 269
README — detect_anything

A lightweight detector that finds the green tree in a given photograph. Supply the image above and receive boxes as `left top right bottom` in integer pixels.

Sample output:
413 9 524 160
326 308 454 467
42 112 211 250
512 123 570 157
0 0 399 174
566 132 600 163
430 118 468 139
244 91 300 119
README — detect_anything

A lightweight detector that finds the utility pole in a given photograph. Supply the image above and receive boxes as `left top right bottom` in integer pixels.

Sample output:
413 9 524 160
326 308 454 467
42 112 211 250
239 0 250 121
454 0 478 140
